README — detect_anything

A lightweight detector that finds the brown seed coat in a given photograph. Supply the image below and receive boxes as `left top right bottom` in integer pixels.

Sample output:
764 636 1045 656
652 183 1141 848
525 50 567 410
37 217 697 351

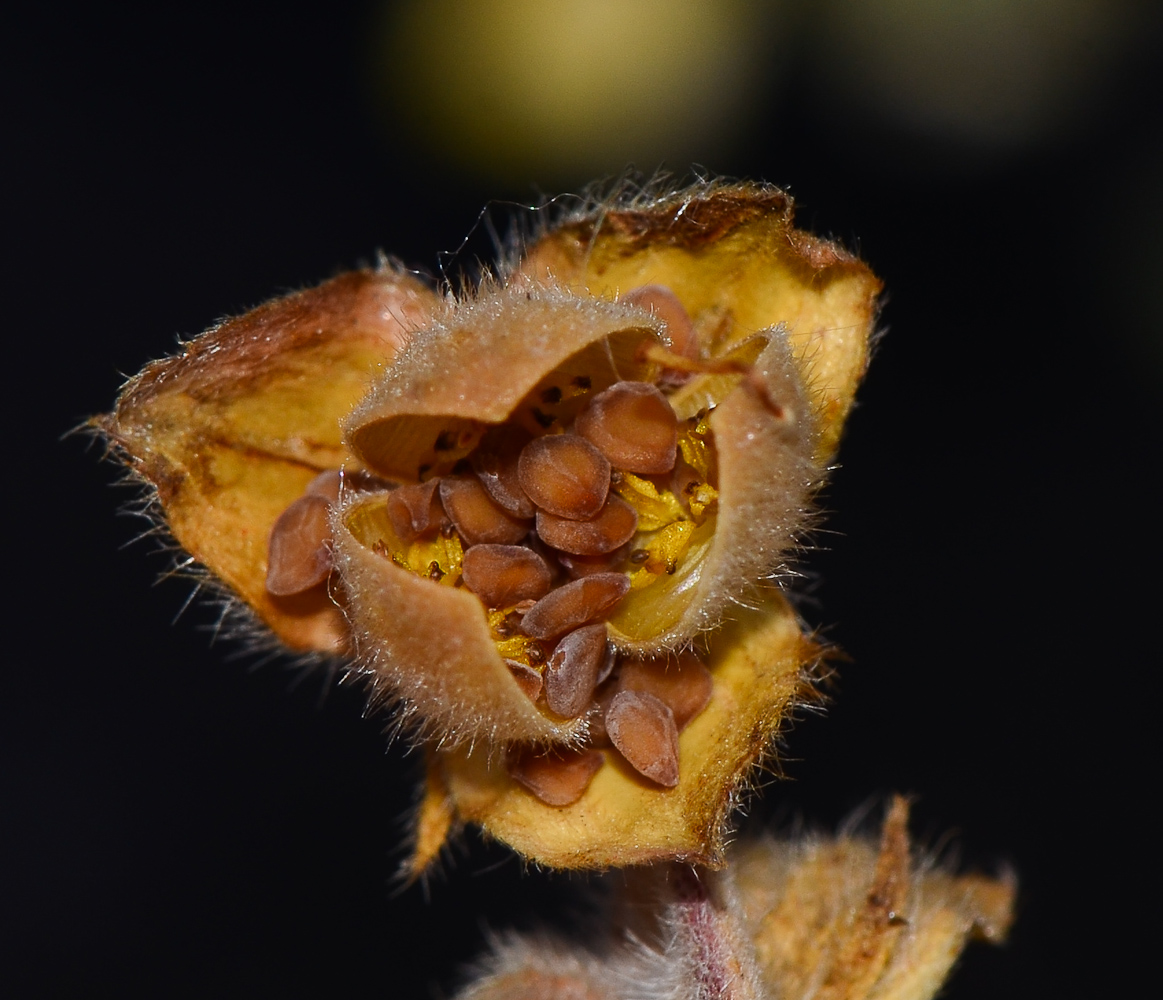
439 475 531 546
615 650 713 730
519 573 631 640
517 434 610 519
461 544 553 609
387 479 444 542
605 689 680 787
506 746 605 807
265 493 334 596
472 427 538 518
575 380 678 475
535 495 638 556
544 624 609 718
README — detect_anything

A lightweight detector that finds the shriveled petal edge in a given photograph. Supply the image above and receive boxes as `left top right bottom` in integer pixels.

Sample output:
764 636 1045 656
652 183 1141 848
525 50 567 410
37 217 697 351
512 177 883 463
93 265 438 654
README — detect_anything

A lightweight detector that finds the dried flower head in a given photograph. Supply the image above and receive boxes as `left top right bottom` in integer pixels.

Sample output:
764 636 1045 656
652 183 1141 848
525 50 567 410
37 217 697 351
96 179 881 870
454 798 1015 1000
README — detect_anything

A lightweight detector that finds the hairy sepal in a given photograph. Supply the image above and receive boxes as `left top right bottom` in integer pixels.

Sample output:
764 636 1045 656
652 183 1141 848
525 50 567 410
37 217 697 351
452 799 1015 1000
98 266 437 653
423 590 815 871
344 283 664 482
516 180 882 464
333 489 588 748
607 329 819 651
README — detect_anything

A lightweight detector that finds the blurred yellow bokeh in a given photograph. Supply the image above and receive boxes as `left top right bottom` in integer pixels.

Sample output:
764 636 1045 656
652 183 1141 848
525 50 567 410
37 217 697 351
809 0 1150 150
375 0 780 185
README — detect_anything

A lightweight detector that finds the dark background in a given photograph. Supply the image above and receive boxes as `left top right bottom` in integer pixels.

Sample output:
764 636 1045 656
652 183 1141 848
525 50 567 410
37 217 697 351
8 2 1161 997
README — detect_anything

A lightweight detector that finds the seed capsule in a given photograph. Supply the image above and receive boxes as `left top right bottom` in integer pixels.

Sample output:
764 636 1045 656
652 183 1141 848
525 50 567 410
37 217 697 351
517 434 610 519
387 479 444 542
266 493 334 596
461 544 553 609
439 475 531 546
576 381 678 475
520 573 631 640
544 624 609 718
506 746 605 807
614 650 713 730
605 689 680 787
535 495 638 556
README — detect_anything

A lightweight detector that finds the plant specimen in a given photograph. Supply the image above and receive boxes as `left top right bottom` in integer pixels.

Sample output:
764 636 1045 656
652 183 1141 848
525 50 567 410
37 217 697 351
94 179 1013 997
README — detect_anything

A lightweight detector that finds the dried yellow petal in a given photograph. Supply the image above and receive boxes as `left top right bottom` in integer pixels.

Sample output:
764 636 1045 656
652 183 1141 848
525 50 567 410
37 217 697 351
98 266 437 653
432 591 812 869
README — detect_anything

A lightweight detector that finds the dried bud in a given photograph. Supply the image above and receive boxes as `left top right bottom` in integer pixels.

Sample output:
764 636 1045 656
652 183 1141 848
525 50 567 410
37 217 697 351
453 798 1015 1000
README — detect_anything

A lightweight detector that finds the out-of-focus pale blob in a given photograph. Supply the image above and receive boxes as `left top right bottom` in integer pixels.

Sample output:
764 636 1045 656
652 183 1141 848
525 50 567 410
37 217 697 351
376 0 783 184
810 0 1152 154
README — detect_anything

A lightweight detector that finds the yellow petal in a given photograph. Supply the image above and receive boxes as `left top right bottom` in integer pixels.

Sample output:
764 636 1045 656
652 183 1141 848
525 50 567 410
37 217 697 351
98 267 437 653
431 590 815 869
517 181 882 460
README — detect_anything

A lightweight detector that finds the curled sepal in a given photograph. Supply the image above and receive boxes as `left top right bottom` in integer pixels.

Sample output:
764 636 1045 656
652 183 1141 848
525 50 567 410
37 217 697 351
517 180 883 463
343 283 664 482
421 590 814 870
606 329 818 651
333 489 588 746
98 266 437 653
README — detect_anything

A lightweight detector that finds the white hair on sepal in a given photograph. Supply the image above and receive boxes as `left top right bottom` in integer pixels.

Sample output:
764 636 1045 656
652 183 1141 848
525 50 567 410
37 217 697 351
447 865 767 1000
453 929 618 1000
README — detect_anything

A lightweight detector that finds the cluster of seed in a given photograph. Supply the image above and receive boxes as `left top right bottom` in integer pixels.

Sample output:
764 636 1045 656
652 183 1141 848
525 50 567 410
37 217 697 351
267 377 716 805
266 283 720 806
396 378 716 797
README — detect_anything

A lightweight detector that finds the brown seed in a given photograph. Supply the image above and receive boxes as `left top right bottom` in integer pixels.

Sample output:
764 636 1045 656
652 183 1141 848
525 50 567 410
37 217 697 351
519 573 630 640
504 659 543 701
304 468 342 503
557 543 631 579
471 426 538 518
265 493 334 596
615 650 713 730
544 624 609 718
386 479 444 542
506 745 605 807
461 544 553 609
605 690 680 787
575 380 678 475
620 284 698 360
439 475 531 546
517 434 610 519
535 495 638 556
